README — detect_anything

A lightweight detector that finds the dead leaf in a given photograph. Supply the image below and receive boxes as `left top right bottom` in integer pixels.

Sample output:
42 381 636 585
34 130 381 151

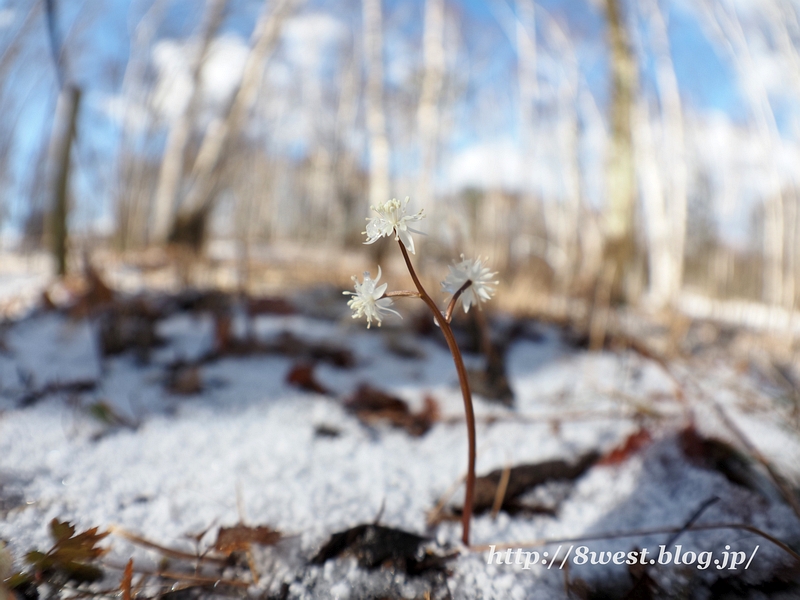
311 524 452 575
286 363 329 395
271 332 354 368
213 525 282 555
451 452 599 515
121 559 133 600
345 385 439 436
25 519 109 584
598 429 652 465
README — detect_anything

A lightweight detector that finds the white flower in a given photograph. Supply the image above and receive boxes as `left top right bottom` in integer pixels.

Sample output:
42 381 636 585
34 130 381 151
343 266 401 328
441 255 498 313
364 197 425 254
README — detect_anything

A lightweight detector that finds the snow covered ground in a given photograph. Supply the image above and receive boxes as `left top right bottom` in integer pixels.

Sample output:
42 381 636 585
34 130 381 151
1 279 800 599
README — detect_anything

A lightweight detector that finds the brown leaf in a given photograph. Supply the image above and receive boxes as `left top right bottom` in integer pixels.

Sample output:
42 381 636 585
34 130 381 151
213 525 282 555
310 524 452 575
598 429 652 465
272 332 354 368
286 363 329 395
345 385 439 436
345 385 408 415
455 452 600 515
121 559 133 600
25 519 110 584
415 396 440 433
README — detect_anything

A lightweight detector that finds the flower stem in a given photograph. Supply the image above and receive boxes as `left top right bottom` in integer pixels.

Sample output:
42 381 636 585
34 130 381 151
445 279 473 323
397 240 477 546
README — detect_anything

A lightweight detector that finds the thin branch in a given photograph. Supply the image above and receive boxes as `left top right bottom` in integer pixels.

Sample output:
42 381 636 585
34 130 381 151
624 497 719 600
384 290 421 299
110 526 228 565
102 561 250 588
490 461 512 519
427 473 466 527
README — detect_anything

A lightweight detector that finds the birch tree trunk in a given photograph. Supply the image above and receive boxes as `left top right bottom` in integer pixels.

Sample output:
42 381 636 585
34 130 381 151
333 48 363 245
700 0 786 306
115 0 168 248
547 16 581 293
640 0 688 307
416 0 444 208
516 0 537 265
763 0 799 308
178 0 297 221
603 0 638 303
634 99 672 304
362 0 390 209
150 0 226 244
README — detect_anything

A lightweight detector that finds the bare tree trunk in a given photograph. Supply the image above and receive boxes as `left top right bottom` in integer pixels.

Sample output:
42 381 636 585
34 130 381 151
784 190 797 309
631 0 687 307
603 0 638 303
179 0 298 221
763 0 800 308
646 0 687 306
333 46 363 245
700 0 785 306
150 0 227 244
515 0 538 278
634 99 672 304
545 16 581 293
47 85 81 277
362 0 390 208
114 0 168 249
416 0 444 208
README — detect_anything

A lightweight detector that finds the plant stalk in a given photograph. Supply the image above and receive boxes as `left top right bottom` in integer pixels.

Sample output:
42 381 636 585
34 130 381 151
397 240 477 546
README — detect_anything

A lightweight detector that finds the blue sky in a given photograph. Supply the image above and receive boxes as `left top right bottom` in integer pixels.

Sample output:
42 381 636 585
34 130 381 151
0 0 790 242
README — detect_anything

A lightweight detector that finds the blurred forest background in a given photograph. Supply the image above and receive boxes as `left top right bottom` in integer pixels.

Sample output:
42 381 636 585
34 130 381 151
1 0 800 322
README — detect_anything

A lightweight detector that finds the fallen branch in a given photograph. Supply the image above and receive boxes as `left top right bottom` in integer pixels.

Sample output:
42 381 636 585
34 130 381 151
110 526 227 565
102 560 250 589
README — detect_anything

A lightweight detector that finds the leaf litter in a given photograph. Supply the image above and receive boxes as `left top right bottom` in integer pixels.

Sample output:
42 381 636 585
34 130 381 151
1 282 800 598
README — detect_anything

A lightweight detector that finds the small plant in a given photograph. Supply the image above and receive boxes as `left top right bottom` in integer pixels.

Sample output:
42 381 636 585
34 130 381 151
344 197 498 546
5 519 109 597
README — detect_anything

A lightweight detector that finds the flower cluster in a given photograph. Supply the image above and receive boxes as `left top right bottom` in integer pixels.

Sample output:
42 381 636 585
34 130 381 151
343 267 400 329
347 195 489 546
442 254 498 314
364 197 425 254
346 197 497 328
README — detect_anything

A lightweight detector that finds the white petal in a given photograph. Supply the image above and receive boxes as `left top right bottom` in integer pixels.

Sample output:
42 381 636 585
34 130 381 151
397 228 415 254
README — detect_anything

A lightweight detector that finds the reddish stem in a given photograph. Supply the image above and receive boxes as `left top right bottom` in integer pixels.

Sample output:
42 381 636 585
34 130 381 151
396 241 477 546
445 279 473 323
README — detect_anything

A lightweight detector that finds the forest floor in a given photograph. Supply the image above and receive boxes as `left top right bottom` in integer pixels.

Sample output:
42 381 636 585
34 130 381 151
1 251 800 599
